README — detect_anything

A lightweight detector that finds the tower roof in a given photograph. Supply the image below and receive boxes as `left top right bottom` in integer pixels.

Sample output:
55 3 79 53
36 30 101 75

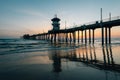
51 15 60 21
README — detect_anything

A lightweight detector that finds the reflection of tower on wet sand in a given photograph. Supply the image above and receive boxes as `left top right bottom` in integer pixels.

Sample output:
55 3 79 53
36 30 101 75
49 50 62 73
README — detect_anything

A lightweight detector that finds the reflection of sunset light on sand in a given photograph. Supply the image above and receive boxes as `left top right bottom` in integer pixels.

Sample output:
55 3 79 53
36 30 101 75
21 56 52 64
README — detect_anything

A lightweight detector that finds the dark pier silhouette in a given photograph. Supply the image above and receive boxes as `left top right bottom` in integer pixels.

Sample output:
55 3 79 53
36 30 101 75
23 12 120 45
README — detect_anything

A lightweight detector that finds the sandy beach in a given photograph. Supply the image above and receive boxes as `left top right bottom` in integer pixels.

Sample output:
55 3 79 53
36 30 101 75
0 41 120 80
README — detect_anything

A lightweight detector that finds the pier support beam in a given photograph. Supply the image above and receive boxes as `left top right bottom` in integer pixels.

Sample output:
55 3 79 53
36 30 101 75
85 30 87 44
105 27 108 44
66 33 68 43
81 31 83 43
109 27 111 44
73 32 76 43
92 29 95 44
78 30 79 43
101 23 104 45
51 34 53 42
70 32 72 43
62 33 65 42
89 29 91 44
58 33 60 42
45 34 47 40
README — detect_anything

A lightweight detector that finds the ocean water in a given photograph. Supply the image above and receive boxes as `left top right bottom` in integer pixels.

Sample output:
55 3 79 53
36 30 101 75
0 38 120 80
0 39 79 55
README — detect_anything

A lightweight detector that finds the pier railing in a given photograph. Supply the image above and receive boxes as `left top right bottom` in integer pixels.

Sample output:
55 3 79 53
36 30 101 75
71 16 120 28
102 16 120 22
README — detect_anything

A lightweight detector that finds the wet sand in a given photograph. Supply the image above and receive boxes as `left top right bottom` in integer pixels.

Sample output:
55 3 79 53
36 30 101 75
0 44 120 80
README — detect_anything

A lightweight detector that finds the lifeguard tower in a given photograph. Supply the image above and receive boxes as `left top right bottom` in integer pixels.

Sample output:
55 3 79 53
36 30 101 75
51 15 60 31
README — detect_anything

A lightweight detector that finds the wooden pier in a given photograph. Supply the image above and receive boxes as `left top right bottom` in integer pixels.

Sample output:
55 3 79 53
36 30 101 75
23 15 120 45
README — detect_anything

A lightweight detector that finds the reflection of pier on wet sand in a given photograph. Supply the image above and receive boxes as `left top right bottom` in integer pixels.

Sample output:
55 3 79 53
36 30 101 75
49 44 120 73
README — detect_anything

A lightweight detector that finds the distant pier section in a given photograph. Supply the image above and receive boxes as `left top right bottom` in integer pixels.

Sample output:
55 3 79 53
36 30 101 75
23 14 120 45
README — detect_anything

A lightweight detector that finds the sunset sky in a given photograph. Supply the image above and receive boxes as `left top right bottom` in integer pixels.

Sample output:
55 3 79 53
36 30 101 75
0 0 120 38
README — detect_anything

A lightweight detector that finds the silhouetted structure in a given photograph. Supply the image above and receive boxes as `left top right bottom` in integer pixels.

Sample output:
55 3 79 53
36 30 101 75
23 15 120 45
51 15 60 31
23 34 30 39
